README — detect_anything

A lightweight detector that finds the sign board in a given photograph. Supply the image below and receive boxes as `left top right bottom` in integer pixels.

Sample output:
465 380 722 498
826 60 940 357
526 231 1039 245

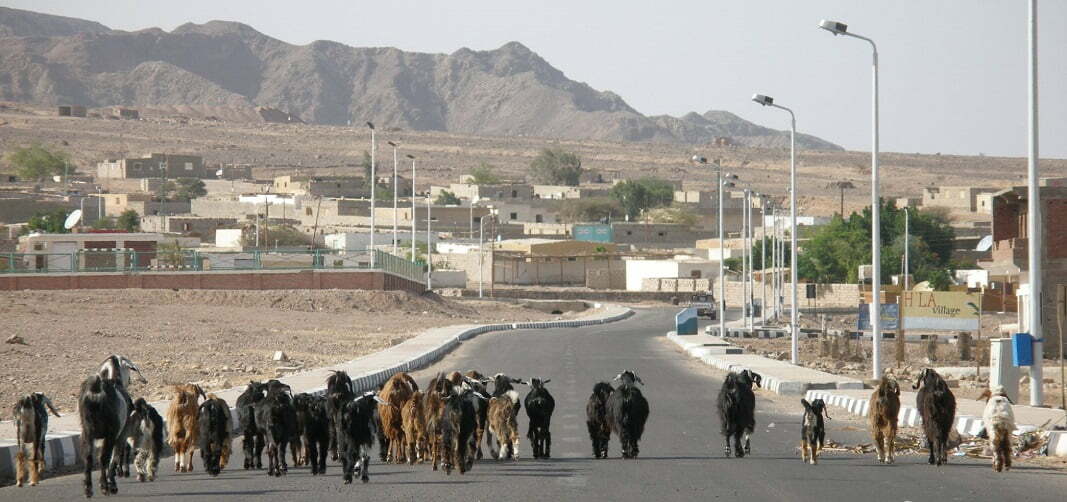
900 291 980 331
675 307 698 335
858 303 899 331
574 224 613 243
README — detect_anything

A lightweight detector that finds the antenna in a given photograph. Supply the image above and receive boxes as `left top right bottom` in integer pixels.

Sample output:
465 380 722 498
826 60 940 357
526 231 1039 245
975 235 994 252
64 209 83 230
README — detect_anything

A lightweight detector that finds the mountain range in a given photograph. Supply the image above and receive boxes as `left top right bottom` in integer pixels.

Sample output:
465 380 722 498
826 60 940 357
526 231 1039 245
0 6 841 150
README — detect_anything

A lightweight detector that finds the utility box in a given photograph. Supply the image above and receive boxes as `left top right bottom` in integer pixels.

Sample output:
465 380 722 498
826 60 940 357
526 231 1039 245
990 338 1021 404
675 307 698 335
1012 332 1034 366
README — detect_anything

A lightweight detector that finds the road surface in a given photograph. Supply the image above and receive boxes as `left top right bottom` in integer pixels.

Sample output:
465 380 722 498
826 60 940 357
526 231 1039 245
4 308 1066 501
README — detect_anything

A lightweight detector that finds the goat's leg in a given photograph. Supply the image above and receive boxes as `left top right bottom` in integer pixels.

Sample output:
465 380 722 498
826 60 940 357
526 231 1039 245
134 448 146 482
743 428 752 455
360 449 370 483
926 438 935 465
15 449 26 487
329 424 338 462
511 433 521 461
101 436 117 495
32 444 44 486
254 433 265 470
278 440 289 475
801 439 808 462
872 429 885 463
886 426 896 464
545 427 552 459
733 432 744 458
723 433 732 457
82 439 94 499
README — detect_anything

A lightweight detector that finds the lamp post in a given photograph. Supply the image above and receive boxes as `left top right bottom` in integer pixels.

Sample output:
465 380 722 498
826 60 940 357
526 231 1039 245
903 207 909 291
478 214 485 298
387 141 400 256
1026 0 1043 406
406 154 416 262
693 156 735 337
759 194 767 325
752 93 799 364
819 19 882 379
427 193 432 289
742 188 749 329
366 121 376 266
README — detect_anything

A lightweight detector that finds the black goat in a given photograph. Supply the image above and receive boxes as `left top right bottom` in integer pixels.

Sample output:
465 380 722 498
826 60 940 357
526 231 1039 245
325 370 355 462
294 393 331 475
97 355 144 480
585 382 614 459
914 368 957 466
236 381 267 469
254 380 297 477
524 378 555 459
126 398 164 483
440 382 481 474
198 394 232 476
717 369 762 458
13 392 61 487
340 391 382 484
799 398 830 465
605 370 649 459
79 374 130 498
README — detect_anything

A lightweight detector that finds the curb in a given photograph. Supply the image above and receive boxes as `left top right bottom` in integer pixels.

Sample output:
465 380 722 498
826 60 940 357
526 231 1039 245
0 304 635 482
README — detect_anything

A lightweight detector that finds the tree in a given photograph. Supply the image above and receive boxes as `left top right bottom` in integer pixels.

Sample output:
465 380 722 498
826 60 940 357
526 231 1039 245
796 201 956 284
5 144 69 181
558 197 620 223
644 207 698 226
117 209 140 232
91 217 115 230
24 209 70 234
469 162 501 185
434 190 461 206
241 224 311 249
610 178 675 220
155 180 176 201
749 236 792 270
173 178 207 201
529 148 582 186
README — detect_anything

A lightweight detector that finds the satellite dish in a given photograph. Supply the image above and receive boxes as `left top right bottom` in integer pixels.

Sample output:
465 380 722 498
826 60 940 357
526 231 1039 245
216 169 225 177
976 235 993 252
64 209 83 230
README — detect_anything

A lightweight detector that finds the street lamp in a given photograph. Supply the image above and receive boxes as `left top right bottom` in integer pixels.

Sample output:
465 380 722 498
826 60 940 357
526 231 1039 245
752 92 799 365
818 19 883 379
387 141 400 256
693 155 735 339
366 121 377 266
1025 0 1043 406
406 154 416 262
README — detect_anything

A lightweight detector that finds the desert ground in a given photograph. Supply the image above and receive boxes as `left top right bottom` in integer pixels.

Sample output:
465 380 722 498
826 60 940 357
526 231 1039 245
3 102 1067 217
0 289 591 414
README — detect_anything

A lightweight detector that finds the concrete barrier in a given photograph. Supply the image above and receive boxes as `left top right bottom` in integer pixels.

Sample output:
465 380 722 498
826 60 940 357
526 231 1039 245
0 304 635 482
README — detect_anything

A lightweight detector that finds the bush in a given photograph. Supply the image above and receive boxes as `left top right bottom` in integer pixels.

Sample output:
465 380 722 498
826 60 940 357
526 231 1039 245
117 209 140 232
5 144 69 181
434 190 461 206
529 148 582 186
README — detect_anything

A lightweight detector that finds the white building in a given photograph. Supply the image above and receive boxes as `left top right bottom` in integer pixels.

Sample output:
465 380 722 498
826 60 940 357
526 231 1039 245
624 258 720 292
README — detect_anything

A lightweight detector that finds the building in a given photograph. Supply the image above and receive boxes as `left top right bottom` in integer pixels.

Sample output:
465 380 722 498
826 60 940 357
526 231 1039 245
57 105 87 117
531 185 610 200
490 239 621 286
490 199 561 224
696 238 747 261
93 193 190 217
97 154 206 179
431 183 535 202
273 175 370 198
610 222 714 249
140 215 239 242
17 232 198 271
990 185 1067 355
922 186 1001 213
624 258 720 292
113 107 140 120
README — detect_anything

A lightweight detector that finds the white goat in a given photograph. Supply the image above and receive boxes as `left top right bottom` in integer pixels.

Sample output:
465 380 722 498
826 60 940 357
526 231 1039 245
981 385 1015 472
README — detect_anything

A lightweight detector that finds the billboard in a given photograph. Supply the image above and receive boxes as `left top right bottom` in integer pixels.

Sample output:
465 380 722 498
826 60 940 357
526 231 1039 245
858 303 899 331
574 224 613 243
900 291 980 331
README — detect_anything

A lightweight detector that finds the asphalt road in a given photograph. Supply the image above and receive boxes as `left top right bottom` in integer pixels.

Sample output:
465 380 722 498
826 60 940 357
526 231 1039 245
5 307 1067 501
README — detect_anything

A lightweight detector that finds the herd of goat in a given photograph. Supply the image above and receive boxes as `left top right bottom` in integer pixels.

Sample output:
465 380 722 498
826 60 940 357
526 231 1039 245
10 354 1019 497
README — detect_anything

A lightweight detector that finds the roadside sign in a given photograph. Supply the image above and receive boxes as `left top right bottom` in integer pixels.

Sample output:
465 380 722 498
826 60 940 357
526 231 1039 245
858 303 899 331
900 291 980 331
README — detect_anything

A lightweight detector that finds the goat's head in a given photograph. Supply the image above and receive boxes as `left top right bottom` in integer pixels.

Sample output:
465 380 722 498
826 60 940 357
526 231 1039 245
880 376 900 397
465 370 487 381
99 354 147 387
739 370 762 388
32 392 61 418
592 381 615 399
529 378 551 390
912 368 944 390
811 398 830 420
613 370 643 387
327 370 354 395
492 373 528 394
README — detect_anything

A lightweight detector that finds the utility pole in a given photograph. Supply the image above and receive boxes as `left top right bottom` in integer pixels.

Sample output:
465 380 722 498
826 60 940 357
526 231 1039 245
366 121 376 266
1026 0 1043 406
478 215 484 298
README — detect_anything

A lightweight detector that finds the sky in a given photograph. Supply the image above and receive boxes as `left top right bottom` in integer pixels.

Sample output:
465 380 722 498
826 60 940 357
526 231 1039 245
3 0 1065 158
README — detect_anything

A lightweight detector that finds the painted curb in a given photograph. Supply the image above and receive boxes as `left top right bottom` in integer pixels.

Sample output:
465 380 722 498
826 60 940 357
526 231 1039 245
0 304 635 482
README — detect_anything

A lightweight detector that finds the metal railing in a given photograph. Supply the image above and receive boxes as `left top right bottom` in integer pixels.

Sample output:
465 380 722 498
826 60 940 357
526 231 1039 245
0 248 427 284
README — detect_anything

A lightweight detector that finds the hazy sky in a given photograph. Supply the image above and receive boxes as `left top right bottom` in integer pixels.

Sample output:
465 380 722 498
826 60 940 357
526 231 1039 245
5 0 1065 158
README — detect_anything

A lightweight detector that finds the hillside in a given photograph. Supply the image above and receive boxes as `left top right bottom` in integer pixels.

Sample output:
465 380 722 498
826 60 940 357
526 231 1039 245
0 7 841 151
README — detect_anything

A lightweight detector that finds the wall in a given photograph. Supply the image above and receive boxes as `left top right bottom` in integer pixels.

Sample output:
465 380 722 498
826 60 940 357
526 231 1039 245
0 269 424 294
493 256 619 286
625 260 680 291
710 279 860 308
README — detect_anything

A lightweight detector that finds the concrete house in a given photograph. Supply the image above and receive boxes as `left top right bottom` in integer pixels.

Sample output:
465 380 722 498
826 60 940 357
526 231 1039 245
97 154 206 179
624 258 719 292
922 186 1001 213
273 175 370 198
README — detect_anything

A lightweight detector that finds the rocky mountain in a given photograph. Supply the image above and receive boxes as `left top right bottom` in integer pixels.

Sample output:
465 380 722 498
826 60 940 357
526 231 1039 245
0 7 842 150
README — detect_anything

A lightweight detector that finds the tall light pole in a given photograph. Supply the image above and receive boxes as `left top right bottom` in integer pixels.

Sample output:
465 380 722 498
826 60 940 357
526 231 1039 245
478 214 485 298
742 188 750 329
1026 0 1043 406
903 207 909 291
366 121 377 266
693 156 735 338
388 141 400 256
759 194 767 325
427 193 432 289
819 19 882 379
752 93 799 364
406 154 416 262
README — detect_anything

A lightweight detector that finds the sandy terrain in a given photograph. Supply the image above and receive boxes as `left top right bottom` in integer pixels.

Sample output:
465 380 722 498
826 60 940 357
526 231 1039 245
2 103 1066 217
0 289 588 414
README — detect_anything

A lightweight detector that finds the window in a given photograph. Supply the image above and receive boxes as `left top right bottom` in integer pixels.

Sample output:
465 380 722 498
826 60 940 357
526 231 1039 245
133 162 142 170
33 243 43 251
535 214 543 223
306 207 312 216
657 232 665 237
184 162 194 171
182 223 191 231
511 190 518 198
510 212 518 220
690 270 702 278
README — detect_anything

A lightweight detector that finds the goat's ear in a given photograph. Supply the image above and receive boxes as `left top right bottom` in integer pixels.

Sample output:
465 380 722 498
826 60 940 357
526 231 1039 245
542 379 551 385
42 396 61 418
912 369 926 390
800 398 811 410
513 378 529 385
195 385 206 400
978 389 992 402
612 373 622 381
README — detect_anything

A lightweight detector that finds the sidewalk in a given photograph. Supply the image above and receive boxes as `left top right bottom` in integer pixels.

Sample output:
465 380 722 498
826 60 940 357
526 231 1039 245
0 303 634 481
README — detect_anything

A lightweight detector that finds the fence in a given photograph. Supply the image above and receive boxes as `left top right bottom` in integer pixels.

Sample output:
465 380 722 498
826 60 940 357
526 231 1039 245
0 249 427 285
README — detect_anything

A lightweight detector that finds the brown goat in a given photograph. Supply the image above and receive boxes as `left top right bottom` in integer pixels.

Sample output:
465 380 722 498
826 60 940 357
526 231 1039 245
868 376 901 464
167 384 205 473
487 390 520 460
401 390 426 465
379 372 418 463
423 373 450 471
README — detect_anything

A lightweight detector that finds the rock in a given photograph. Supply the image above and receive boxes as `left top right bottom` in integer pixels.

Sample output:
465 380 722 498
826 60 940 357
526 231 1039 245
245 365 255 373
272 351 288 362
222 366 230 372
5 334 27 345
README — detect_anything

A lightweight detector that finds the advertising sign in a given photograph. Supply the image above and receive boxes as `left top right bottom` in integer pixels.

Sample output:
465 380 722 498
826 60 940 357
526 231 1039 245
574 224 613 243
900 291 980 331
857 303 899 331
